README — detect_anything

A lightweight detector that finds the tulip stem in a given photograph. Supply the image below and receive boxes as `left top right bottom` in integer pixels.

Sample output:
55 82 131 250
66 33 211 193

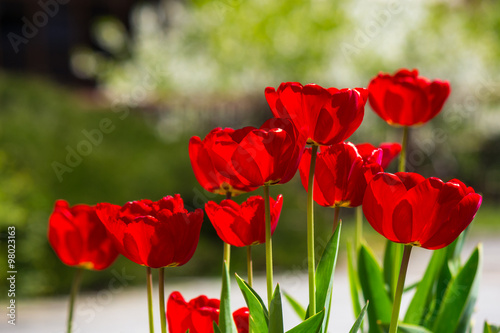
66 267 83 333
307 144 319 316
247 246 253 287
388 245 413 333
263 184 273 309
393 126 409 302
222 192 232 270
355 206 363 251
159 268 166 333
332 206 341 234
146 267 155 333
399 126 409 173
223 242 231 269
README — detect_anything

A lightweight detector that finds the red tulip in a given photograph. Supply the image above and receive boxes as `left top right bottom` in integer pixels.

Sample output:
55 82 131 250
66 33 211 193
368 69 451 126
363 172 482 250
189 127 259 196
265 82 368 146
167 291 220 333
48 200 119 270
233 307 250 333
96 195 203 268
205 195 283 247
356 142 401 169
299 142 383 208
166 292 249 333
231 118 306 187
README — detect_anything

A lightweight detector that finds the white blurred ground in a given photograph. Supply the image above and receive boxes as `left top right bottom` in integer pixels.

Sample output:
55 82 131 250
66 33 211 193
2 236 499 333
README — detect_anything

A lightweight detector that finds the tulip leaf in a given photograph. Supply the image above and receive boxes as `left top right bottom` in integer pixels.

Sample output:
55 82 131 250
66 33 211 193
358 244 392 333
315 222 341 333
446 230 468 276
424 247 453 328
452 245 482 333
378 323 432 333
269 284 284 333
212 322 221 333
483 321 500 333
404 248 447 325
283 291 306 320
285 310 325 333
347 241 362 322
383 240 403 301
349 300 369 333
432 245 482 333
220 262 237 333
236 274 269 332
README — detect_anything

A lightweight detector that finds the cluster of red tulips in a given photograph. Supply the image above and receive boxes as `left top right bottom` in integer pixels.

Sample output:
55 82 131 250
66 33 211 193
49 69 484 333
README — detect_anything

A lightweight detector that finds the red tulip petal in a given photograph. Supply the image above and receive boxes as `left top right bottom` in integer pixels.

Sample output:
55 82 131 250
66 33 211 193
395 172 426 190
206 201 247 247
400 178 443 242
379 142 402 169
420 193 482 250
189 135 220 193
167 292 192 333
233 307 250 333
355 143 377 161
391 199 413 243
276 82 309 130
424 80 451 123
362 173 408 242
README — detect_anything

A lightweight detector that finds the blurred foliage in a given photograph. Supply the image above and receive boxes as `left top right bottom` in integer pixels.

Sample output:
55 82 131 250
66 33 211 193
1 0 500 298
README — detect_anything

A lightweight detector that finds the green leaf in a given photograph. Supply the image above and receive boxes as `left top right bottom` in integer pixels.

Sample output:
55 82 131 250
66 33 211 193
285 310 325 333
283 291 306 320
446 230 468 276
378 323 432 333
212 322 221 333
483 321 500 333
403 281 419 293
315 222 341 332
432 245 482 333
383 240 403 301
424 247 453 328
404 248 446 325
397 323 433 333
219 262 237 333
269 284 284 333
358 244 393 333
235 273 269 332
349 301 369 333
347 241 362 322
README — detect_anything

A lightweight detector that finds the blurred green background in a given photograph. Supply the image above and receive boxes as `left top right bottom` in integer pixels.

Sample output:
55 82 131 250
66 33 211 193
0 0 499 298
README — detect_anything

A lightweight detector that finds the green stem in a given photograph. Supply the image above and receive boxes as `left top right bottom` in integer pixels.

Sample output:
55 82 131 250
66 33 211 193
355 206 363 251
399 126 409 173
247 246 253 287
332 206 341 234
223 191 232 270
146 267 155 333
307 144 319 316
392 126 409 301
67 267 83 333
223 242 231 269
159 268 166 333
388 245 413 333
264 184 273 308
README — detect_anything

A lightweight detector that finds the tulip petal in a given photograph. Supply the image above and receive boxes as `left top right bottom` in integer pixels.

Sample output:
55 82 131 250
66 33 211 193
420 193 482 250
363 173 408 242
391 199 413 244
